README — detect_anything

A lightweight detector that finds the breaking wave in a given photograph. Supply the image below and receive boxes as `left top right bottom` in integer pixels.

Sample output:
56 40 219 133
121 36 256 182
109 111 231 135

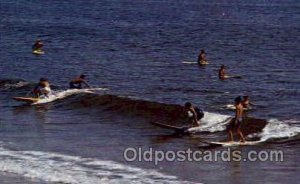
0 143 199 184
4 78 300 143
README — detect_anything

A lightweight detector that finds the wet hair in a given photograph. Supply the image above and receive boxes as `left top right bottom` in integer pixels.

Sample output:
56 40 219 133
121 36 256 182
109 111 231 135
40 82 47 87
243 96 249 99
201 49 205 53
184 102 192 108
39 78 48 82
235 96 242 104
80 74 86 79
221 65 225 69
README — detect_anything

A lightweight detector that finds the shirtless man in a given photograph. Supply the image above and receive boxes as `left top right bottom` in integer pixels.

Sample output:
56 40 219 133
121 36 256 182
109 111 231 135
32 39 44 51
69 74 90 89
184 102 201 127
197 50 209 65
228 96 246 142
32 78 51 98
218 65 228 79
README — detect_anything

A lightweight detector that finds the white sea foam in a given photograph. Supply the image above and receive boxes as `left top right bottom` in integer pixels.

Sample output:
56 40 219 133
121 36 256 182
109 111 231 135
188 112 300 142
188 112 231 133
0 146 200 184
4 81 29 89
33 88 108 105
258 119 300 141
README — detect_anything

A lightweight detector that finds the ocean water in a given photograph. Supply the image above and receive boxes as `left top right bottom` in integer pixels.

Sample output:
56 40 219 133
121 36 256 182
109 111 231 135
0 0 299 183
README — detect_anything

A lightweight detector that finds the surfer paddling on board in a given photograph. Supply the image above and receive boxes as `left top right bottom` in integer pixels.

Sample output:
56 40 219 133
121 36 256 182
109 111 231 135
184 102 204 127
228 96 246 142
32 39 44 51
69 74 90 89
32 78 52 98
197 50 209 65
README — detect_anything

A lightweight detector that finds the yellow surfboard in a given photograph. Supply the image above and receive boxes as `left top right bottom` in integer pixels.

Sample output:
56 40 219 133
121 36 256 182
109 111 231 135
32 50 45 55
12 97 40 103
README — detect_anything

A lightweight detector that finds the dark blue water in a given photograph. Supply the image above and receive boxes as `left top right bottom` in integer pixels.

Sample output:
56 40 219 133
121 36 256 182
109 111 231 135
0 0 300 183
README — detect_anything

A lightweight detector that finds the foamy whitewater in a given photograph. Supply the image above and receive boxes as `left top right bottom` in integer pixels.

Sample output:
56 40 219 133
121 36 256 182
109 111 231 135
33 88 109 104
0 143 199 184
189 112 300 142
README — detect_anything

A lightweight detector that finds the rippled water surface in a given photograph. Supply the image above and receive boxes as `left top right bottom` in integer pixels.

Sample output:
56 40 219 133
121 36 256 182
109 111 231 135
0 0 299 183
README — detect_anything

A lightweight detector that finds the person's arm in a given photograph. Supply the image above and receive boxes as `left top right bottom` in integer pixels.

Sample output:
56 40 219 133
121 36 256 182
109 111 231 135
219 70 224 79
83 81 90 88
191 108 199 126
197 54 201 63
40 88 50 98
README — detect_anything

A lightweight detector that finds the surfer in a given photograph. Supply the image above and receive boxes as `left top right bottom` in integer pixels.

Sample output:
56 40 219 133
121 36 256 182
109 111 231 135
218 65 228 79
32 78 51 98
32 39 44 51
228 96 246 142
69 74 90 89
219 65 242 79
184 102 204 127
197 50 209 65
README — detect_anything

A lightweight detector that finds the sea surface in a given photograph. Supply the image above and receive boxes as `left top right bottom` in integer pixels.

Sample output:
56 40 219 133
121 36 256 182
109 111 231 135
0 0 300 183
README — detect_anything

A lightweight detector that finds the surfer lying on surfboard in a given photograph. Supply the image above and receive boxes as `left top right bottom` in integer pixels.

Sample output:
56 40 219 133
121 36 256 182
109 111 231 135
69 74 90 89
32 78 52 98
228 96 246 142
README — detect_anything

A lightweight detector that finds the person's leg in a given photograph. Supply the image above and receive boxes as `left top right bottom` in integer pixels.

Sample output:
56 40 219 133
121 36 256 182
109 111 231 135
237 127 246 142
228 130 234 142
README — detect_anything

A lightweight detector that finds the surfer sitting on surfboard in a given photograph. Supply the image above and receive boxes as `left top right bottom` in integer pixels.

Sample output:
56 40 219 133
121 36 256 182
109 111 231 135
218 65 241 79
228 96 246 142
32 39 44 51
69 74 90 89
32 78 52 98
218 65 227 79
184 102 204 127
197 49 209 65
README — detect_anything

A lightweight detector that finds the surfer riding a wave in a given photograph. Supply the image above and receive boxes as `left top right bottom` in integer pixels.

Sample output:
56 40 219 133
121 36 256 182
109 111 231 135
228 96 246 143
32 78 52 98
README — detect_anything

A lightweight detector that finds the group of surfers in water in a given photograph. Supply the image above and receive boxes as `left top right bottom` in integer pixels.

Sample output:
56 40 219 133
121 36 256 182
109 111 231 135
32 40 251 143
197 49 239 79
195 49 251 142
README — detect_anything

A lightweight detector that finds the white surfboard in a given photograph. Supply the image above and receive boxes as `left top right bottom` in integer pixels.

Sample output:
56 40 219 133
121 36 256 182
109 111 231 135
12 97 40 103
13 88 108 105
182 61 198 64
202 140 261 147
